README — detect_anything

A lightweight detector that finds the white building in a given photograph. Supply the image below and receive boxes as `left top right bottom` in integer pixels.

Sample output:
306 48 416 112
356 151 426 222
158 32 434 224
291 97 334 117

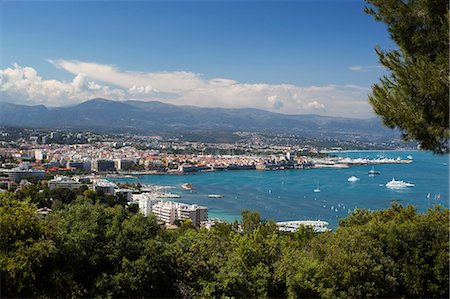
177 203 208 226
92 179 117 194
152 201 178 225
34 150 46 162
0 163 45 181
48 176 83 190
152 200 208 226
134 193 208 227
134 193 160 216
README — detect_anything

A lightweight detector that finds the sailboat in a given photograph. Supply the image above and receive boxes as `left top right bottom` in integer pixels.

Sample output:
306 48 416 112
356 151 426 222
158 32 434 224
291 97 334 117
314 182 321 193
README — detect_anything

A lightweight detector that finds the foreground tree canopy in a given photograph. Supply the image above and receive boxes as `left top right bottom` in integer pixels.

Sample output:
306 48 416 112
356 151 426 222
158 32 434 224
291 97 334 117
1 191 449 298
365 0 449 154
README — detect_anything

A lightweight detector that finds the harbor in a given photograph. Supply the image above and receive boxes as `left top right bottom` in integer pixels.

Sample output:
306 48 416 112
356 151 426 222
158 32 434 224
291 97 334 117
108 150 448 228
111 153 414 175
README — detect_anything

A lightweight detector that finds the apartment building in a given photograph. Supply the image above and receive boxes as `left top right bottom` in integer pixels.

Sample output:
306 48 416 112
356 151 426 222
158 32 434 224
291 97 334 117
48 176 83 190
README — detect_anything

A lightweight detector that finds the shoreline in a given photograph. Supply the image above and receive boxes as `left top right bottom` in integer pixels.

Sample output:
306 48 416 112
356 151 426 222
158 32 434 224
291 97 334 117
101 150 422 179
322 149 419 153
106 160 413 178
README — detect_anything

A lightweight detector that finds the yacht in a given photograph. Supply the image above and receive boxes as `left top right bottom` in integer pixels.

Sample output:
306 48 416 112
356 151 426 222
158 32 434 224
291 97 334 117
277 220 330 233
386 178 415 189
347 176 360 182
208 194 224 198
181 183 193 190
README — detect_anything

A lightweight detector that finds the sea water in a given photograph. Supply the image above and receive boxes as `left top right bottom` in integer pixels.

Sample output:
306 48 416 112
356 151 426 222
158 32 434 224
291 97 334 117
110 151 449 228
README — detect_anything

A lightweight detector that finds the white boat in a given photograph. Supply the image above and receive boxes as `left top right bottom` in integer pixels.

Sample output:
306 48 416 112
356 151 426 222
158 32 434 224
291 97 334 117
386 178 415 189
314 182 321 193
277 220 330 233
208 194 224 198
347 176 360 182
368 166 380 175
181 183 193 190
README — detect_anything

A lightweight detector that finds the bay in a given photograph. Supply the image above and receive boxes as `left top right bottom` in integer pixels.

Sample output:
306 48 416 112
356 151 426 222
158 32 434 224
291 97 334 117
110 150 449 228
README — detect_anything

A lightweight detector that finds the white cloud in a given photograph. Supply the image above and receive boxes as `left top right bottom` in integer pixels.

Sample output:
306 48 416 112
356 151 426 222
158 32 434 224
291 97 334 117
49 59 204 93
349 66 364 71
349 65 383 72
267 95 284 110
300 100 325 110
0 64 125 106
0 61 375 118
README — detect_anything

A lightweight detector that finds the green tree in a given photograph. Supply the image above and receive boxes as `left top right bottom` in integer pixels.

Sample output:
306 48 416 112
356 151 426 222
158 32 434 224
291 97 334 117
95 208 176 297
315 204 449 298
241 209 261 233
0 192 57 297
2 186 449 298
48 187 77 205
127 202 140 214
365 0 449 153
171 225 234 297
172 212 285 298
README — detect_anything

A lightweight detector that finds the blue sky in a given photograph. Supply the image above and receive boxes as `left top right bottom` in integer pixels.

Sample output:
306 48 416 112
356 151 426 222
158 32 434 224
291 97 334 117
0 1 395 118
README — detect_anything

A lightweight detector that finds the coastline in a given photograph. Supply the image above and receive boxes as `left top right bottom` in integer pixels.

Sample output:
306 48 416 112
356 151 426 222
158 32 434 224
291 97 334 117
105 150 448 229
322 149 420 153
104 158 413 178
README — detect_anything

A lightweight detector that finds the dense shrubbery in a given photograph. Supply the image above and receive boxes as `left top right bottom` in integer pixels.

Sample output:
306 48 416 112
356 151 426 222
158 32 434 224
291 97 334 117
1 191 448 298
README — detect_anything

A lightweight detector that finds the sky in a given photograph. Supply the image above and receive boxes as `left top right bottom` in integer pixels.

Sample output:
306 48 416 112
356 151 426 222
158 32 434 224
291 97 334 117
0 0 395 118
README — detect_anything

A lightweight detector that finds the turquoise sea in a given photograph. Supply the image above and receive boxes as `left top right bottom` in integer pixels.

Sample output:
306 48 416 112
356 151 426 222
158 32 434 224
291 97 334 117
110 151 449 228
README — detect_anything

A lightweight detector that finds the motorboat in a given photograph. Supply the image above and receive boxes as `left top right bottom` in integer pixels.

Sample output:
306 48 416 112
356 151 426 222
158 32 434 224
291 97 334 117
277 220 330 233
208 194 224 198
347 176 360 182
368 166 380 175
386 178 415 189
181 183 193 190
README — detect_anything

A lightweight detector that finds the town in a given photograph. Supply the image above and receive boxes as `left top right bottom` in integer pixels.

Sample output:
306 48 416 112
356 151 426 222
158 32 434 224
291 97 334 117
0 127 412 229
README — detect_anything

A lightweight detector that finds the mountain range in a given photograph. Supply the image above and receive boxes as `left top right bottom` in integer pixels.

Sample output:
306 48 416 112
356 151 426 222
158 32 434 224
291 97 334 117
0 98 397 140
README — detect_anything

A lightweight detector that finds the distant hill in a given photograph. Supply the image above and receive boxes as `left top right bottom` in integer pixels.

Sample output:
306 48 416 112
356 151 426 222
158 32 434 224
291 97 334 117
0 98 397 139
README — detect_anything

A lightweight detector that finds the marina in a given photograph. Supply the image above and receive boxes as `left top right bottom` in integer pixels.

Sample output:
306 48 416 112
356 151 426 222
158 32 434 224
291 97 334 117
109 151 448 228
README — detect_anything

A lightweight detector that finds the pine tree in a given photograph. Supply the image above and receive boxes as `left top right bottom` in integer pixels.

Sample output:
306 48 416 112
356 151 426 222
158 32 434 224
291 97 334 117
365 0 449 153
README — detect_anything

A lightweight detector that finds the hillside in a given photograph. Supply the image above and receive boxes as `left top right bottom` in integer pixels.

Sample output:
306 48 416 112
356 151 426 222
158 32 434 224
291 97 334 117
0 98 397 139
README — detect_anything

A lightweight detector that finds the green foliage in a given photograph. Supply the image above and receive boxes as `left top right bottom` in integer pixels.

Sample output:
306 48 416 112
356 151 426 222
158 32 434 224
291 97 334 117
0 191 177 298
127 202 140 214
311 204 449 298
241 209 261 233
365 0 449 153
0 192 57 297
1 190 449 298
